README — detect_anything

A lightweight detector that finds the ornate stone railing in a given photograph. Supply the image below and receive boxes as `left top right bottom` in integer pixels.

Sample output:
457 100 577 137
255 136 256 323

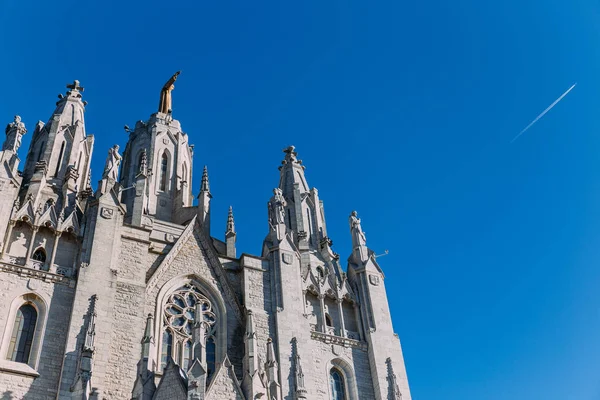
310 330 367 350
0 260 74 286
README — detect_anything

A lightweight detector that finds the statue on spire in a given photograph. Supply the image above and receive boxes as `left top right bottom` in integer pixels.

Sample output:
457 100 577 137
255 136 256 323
349 211 367 247
158 71 181 114
269 188 286 226
102 144 122 181
3 115 27 152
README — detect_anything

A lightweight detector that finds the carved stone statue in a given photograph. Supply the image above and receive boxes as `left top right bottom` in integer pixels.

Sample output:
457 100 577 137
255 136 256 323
158 71 181 114
349 211 367 247
3 115 27 152
102 145 122 181
268 188 287 226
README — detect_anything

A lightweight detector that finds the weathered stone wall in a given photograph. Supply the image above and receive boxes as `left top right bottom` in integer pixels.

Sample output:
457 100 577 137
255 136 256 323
0 272 74 400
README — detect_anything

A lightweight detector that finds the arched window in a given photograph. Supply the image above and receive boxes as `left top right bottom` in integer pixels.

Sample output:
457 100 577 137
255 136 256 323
32 248 46 263
7 304 37 364
325 313 333 327
161 330 173 369
159 153 168 191
330 368 346 400
162 283 217 381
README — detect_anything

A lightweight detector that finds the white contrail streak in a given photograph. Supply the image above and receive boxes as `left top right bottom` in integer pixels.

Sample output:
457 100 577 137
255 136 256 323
510 83 577 143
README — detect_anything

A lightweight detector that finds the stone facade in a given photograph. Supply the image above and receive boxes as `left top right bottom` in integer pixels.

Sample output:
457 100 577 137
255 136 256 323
0 80 412 400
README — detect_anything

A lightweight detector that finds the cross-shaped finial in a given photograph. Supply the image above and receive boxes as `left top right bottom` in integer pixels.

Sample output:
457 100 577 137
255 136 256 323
66 80 84 92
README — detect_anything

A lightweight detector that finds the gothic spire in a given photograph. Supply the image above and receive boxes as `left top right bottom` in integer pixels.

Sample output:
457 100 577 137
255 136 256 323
278 145 309 199
226 206 235 235
265 337 281 399
141 314 154 358
198 165 212 236
200 165 210 194
292 338 307 399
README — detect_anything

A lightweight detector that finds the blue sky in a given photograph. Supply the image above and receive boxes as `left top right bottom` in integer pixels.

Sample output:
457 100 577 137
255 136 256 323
2 0 600 398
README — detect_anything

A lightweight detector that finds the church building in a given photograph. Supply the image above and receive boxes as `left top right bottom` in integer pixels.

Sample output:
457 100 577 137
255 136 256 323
0 77 412 400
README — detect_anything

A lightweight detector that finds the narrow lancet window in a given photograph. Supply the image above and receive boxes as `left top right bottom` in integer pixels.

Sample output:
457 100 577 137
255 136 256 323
330 368 346 400
7 304 37 364
160 153 168 191
54 142 65 177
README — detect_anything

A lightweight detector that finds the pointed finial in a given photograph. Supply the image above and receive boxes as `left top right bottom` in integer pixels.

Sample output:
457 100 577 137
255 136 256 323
226 206 235 235
200 165 210 193
142 314 154 344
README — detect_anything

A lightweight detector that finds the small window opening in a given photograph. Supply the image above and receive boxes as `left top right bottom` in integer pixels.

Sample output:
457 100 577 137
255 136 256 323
32 248 46 263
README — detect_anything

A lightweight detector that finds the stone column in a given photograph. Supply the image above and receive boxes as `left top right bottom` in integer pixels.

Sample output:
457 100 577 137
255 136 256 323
337 299 346 338
48 231 61 273
1 220 15 258
318 294 326 333
24 226 39 266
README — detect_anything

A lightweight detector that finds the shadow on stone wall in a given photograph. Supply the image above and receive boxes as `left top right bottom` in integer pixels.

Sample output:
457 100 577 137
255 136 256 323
1 391 15 400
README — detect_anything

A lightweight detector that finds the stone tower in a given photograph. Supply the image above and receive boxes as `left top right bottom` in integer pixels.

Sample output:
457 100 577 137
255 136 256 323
0 77 412 400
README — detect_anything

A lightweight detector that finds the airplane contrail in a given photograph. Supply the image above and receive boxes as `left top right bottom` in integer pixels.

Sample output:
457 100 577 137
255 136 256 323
510 82 577 143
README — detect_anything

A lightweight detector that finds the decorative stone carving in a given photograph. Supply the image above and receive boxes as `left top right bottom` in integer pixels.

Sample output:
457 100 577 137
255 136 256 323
102 144 121 181
100 207 114 219
349 210 367 247
386 357 403 400
282 253 293 265
268 188 286 226
3 115 27 152
369 274 380 286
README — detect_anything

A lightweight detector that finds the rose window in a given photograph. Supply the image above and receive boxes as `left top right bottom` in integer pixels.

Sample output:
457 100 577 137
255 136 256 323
161 283 217 373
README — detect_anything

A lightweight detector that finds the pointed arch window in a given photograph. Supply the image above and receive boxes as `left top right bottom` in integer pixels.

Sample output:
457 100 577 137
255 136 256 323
330 368 346 400
159 153 168 191
161 283 218 381
7 304 37 364
32 248 46 263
